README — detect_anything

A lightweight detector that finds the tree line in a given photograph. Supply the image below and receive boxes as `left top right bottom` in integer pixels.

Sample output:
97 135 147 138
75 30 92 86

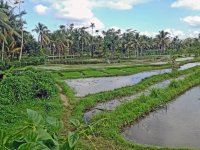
1 0 200 64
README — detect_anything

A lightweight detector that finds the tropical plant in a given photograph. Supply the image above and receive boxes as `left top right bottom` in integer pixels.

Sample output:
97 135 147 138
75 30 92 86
32 23 50 50
156 30 170 54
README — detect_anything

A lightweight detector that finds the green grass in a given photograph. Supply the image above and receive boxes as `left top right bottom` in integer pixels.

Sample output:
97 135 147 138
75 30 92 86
103 68 127 75
0 92 62 135
72 66 199 121
88 70 200 150
48 58 200 80
51 64 170 79
82 70 108 77
0 69 63 135
65 66 200 149
62 71 84 78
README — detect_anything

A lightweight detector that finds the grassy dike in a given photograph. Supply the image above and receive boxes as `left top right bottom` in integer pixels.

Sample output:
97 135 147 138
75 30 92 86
51 64 169 79
88 69 200 150
46 58 200 80
71 66 199 122
54 64 200 149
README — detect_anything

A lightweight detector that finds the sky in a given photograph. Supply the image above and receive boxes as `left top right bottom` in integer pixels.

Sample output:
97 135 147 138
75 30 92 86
7 0 200 39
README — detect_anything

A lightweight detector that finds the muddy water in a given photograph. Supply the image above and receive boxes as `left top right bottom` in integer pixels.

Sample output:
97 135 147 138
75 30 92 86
123 86 200 149
66 69 170 97
179 62 200 70
83 76 186 122
150 57 194 65
66 62 200 97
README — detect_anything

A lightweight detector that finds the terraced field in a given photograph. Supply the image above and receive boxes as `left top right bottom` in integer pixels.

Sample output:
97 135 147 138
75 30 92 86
54 61 200 150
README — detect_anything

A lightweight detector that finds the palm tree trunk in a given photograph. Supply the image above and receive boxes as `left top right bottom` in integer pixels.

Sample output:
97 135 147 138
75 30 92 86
82 42 84 64
59 49 61 63
19 29 24 62
53 49 55 61
1 40 5 61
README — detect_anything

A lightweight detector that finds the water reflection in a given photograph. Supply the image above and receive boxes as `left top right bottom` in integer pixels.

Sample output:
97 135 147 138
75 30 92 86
66 62 200 97
122 86 200 148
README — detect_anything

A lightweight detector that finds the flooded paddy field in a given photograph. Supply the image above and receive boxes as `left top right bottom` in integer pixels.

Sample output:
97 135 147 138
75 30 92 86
66 62 200 97
83 75 187 122
122 86 200 149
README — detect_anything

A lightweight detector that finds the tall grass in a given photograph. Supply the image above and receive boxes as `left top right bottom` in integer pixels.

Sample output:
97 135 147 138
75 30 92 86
89 70 200 150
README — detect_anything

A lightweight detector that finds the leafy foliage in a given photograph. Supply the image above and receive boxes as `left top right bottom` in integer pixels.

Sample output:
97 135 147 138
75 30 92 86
0 109 103 150
0 68 56 104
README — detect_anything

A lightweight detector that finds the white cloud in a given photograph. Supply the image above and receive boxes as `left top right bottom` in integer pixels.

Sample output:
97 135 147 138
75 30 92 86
31 0 150 29
34 4 48 15
91 0 148 10
164 28 185 38
140 31 157 37
171 0 200 10
140 29 199 39
181 16 200 27
52 0 93 21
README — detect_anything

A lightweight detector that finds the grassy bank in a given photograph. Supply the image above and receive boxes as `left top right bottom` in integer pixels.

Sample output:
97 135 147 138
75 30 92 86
88 69 200 150
45 58 200 79
72 66 199 122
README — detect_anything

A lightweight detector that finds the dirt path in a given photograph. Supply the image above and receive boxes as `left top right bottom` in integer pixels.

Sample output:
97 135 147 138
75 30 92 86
56 84 72 137
57 85 69 107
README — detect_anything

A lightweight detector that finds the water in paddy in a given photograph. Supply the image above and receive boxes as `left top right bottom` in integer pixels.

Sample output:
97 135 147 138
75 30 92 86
83 76 186 122
122 86 200 149
37 66 65 70
66 62 200 97
151 57 194 65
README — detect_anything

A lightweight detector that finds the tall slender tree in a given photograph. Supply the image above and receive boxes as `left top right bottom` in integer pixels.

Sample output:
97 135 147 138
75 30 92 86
156 30 170 54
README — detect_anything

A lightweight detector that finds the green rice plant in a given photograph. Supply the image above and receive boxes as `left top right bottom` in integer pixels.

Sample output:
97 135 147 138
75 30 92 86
62 71 83 79
169 80 181 88
72 66 200 122
103 69 126 75
150 88 163 98
82 70 107 77
88 70 200 150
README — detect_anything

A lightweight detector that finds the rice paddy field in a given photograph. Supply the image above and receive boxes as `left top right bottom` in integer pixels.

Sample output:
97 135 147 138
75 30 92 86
45 57 200 150
2 0 200 149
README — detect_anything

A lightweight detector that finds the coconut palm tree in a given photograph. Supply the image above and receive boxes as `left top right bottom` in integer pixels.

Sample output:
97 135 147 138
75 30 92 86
78 27 89 58
0 0 21 61
90 22 95 57
156 30 170 54
133 32 141 57
32 23 49 50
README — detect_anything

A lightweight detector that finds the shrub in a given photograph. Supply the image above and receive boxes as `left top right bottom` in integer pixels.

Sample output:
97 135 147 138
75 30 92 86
0 76 32 104
0 68 56 104
0 57 46 71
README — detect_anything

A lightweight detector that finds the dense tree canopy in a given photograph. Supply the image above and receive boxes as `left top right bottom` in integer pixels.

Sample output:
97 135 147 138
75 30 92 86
0 0 200 64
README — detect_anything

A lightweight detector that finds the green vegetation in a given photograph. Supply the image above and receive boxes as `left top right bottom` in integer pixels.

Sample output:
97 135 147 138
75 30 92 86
1 0 200 68
0 109 96 150
72 67 198 121
41 58 200 80
2 1 200 149
83 69 200 150
0 68 61 135
50 64 169 79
